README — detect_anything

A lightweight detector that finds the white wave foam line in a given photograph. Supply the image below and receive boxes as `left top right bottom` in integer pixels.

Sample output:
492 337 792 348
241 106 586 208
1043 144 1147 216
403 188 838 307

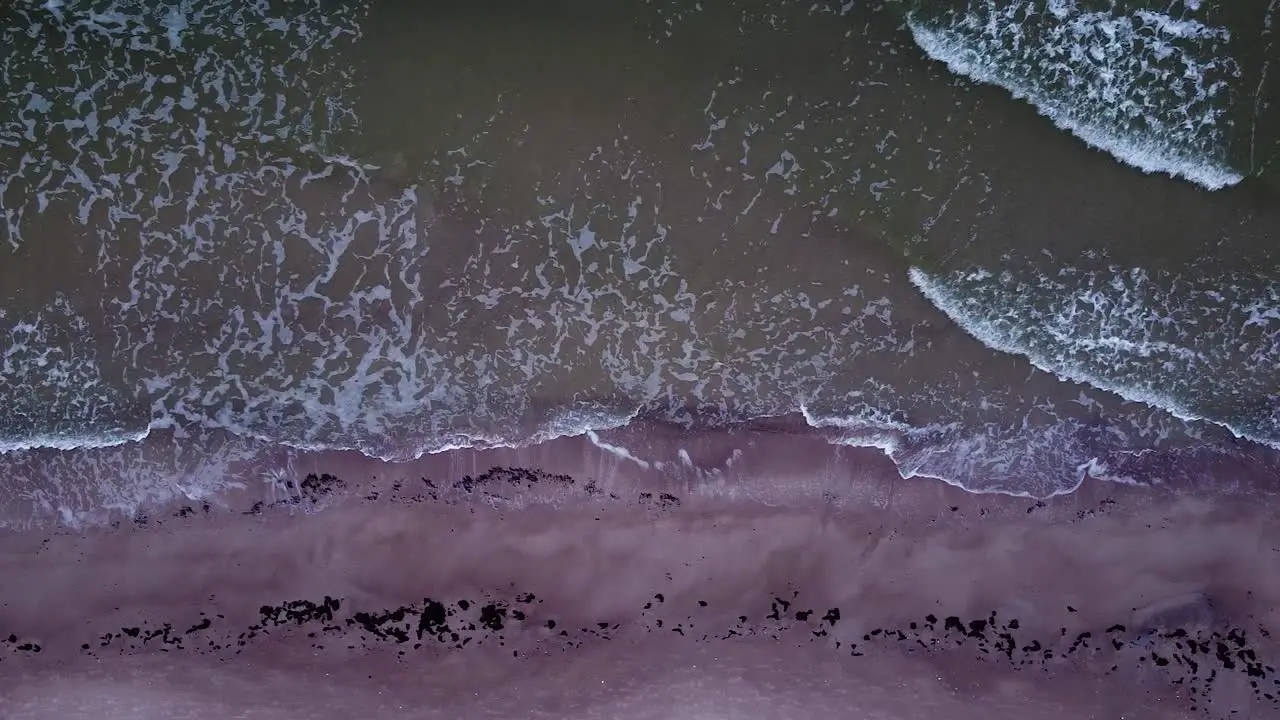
907 13 1242 191
193 404 648 464
0 398 643 465
586 430 652 470
799 404 1091 500
0 426 151 455
907 266 1277 452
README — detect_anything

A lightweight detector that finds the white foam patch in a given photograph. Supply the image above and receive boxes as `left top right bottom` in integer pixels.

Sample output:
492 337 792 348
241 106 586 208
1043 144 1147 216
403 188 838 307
0 297 148 452
907 2 1243 190
0 0 364 248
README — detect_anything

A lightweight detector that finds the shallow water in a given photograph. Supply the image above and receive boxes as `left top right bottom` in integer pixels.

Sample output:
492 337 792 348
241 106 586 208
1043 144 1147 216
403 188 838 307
2 0 1278 507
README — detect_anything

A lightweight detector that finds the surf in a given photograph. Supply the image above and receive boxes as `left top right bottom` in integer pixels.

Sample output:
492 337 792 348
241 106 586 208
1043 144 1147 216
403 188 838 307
905 0 1243 190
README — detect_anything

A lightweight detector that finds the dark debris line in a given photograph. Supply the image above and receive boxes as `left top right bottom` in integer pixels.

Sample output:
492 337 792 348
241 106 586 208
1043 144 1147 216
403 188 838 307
3 591 1278 716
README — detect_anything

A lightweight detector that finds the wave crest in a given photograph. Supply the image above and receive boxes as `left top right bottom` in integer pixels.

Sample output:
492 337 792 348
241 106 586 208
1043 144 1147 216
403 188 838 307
907 0 1242 189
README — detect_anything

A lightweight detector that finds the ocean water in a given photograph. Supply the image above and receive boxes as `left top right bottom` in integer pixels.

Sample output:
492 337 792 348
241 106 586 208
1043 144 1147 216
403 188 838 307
1 0 1278 522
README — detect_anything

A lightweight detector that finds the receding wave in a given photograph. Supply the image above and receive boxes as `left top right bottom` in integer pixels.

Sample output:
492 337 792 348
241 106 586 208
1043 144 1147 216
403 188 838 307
906 0 1243 190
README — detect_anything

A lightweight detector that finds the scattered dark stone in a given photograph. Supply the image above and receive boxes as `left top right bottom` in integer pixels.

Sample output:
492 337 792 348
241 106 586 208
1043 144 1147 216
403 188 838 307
1228 629 1248 648
417 599 448 640
453 467 573 496
7 586 1277 719
1068 631 1092 654
479 604 507 632
269 473 347 507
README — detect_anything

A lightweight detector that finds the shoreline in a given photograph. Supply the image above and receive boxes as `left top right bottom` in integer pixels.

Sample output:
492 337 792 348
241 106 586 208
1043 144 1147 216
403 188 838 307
3 425 1280 717
5 410 1279 530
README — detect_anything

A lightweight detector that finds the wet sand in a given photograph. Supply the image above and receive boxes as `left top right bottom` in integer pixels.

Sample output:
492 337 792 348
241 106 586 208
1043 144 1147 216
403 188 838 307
3 426 1280 718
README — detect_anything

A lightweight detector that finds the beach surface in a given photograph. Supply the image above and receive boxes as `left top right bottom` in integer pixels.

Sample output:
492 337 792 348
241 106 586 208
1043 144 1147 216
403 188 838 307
3 426 1279 719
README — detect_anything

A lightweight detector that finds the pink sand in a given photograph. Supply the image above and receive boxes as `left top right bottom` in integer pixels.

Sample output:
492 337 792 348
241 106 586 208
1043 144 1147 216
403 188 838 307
2 427 1278 719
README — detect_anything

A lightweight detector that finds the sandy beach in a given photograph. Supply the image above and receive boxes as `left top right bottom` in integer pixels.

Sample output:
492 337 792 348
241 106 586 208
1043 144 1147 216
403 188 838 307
3 426 1279 719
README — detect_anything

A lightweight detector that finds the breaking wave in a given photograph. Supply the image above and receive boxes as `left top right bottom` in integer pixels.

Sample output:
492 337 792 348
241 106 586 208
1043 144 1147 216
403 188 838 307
907 0 1243 190
908 264 1280 449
